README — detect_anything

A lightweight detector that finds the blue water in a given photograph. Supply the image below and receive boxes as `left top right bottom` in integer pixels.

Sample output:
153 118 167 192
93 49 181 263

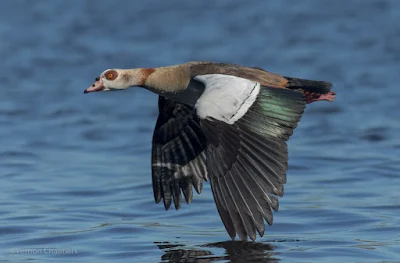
1 0 399 262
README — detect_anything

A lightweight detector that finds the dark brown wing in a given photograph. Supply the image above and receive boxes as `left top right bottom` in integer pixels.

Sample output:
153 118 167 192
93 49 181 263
201 86 306 241
152 96 208 210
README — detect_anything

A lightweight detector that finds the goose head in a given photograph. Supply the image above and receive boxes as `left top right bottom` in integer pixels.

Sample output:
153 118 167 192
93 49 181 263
84 68 155 93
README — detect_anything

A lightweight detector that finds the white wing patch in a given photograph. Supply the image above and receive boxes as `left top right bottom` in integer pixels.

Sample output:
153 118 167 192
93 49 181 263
194 74 260 124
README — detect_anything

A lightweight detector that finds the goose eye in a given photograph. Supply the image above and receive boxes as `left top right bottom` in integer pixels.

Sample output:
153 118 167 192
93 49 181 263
105 70 118 80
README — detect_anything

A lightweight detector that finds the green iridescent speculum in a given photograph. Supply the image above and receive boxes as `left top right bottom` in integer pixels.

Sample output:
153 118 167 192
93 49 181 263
242 87 306 140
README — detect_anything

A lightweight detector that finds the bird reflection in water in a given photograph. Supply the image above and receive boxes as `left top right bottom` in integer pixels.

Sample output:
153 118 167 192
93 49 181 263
156 240 279 263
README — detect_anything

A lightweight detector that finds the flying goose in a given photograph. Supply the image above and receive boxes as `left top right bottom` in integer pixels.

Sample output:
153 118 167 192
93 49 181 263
84 61 335 241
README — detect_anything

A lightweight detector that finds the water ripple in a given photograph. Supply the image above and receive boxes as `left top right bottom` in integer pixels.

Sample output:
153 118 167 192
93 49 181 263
1 0 399 262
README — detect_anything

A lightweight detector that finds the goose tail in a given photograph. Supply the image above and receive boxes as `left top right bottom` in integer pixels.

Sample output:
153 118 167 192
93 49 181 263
285 76 336 103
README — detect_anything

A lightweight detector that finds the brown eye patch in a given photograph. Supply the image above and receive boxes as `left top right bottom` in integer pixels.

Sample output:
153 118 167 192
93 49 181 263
104 70 118 80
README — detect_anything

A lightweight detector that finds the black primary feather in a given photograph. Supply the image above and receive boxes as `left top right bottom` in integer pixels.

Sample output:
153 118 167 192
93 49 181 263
152 86 307 241
152 96 208 210
201 86 306 241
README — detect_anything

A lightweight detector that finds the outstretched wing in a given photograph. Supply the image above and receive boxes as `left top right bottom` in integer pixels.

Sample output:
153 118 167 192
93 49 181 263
152 96 208 210
195 74 306 241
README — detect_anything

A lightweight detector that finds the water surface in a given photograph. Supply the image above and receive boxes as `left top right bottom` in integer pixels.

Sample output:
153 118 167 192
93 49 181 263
1 0 399 262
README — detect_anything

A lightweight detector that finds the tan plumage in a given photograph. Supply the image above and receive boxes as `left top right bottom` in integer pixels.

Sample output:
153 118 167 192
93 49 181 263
143 62 289 93
85 61 334 97
84 61 336 241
